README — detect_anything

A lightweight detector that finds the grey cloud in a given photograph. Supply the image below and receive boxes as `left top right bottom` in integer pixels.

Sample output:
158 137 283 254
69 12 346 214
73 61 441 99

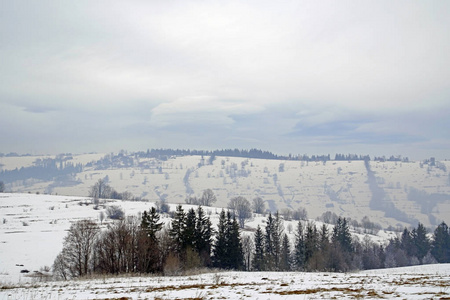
0 1 449 159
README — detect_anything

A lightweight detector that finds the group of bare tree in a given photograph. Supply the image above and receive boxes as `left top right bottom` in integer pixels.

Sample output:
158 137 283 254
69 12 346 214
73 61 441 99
184 189 217 206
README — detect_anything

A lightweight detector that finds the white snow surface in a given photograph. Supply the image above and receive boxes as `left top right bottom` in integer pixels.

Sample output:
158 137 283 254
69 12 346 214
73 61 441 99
0 193 449 299
1 265 449 299
2 154 450 229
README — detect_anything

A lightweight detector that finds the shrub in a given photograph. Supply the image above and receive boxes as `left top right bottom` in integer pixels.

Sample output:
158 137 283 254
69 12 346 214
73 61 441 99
106 205 125 220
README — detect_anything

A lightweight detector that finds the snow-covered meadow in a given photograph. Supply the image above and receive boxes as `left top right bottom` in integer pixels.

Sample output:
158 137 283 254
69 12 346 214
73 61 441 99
1 264 449 299
0 193 449 299
0 192 394 285
2 153 450 229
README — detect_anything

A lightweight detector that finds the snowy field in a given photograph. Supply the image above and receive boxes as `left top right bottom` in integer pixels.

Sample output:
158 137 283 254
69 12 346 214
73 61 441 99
1 264 449 299
0 193 396 286
0 193 449 299
1 154 450 228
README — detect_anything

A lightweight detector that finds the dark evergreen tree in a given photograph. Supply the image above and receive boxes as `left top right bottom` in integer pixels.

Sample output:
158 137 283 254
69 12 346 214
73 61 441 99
280 233 291 271
332 217 352 253
293 221 305 270
169 205 186 256
183 208 197 250
227 215 244 270
330 217 353 271
252 225 265 271
264 212 276 270
400 228 414 257
195 206 213 266
304 222 319 268
272 212 283 270
213 210 244 270
138 207 163 273
319 223 330 252
213 210 228 268
141 207 163 241
431 222 450 263
412 222 430 263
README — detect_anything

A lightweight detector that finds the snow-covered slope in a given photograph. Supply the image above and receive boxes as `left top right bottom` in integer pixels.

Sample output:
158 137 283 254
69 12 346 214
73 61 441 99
2 263 449 299
1 154 449 229
0 193 397 285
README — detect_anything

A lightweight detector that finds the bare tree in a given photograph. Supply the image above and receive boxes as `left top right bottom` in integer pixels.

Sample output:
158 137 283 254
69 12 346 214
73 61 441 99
252 197 265 214
293 207 308 221
199 189 217 206
228 196 252 228
0 181 4 193
99 211 105 224
89 179 112 203
242 235 254 271
53 219 100 278
95 218 139 274
185 196 199 205
106 205 125 220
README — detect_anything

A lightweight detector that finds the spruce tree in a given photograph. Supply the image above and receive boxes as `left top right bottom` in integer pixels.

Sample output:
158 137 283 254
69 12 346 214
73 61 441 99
169 205 186 256
195 206 213 266
139 207 163 273
400 228 414 257
228 215 244 270
293 221 305 270
412 222 430 263
141 207 163 241
305 222 319 264
332 217 352 253
183 208 197 250
272 212 283 270
431 222 450 263
264 212 275 270
280 233 292 271
213 210 228 268
252 225 265 271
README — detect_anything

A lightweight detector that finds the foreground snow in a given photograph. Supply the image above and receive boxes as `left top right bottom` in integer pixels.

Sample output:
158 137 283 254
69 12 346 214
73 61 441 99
1 264 449 300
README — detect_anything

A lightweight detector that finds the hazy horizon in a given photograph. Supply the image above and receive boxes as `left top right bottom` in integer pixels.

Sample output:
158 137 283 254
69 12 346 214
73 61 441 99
1 1 449 160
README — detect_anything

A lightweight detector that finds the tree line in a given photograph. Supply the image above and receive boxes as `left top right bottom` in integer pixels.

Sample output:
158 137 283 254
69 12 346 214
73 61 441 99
0 159 82 184
53 202 450 280
53 205 244 279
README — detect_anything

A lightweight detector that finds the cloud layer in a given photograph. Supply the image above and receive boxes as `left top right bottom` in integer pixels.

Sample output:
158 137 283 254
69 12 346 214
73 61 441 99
0 1 449 159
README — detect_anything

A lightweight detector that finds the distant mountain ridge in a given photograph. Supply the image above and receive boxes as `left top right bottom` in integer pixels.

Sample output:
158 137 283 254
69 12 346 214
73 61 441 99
0 150 448 228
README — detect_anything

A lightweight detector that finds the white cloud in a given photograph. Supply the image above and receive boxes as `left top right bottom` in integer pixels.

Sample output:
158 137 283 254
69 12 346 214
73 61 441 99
150 96 264 127
0 1 449 158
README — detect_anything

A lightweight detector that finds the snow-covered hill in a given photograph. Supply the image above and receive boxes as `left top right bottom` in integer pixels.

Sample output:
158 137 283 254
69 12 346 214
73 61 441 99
2 262 450 299
1 153 449 229
0 193 397 285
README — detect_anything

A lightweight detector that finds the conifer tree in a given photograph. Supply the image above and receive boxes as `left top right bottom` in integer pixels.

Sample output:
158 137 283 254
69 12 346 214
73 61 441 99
280 233 292 271
138 207 163 273
400 228 414 257
213 210 228 268
141 207 163 241
169 205 186 256
305 222 319 264
195 206 213 266
319 223 330 252
252 225 265 271
228 215 244 270
412 222 430 263
293 221 305 270
213 210 244 270
183 208 197 250
264 212 275 270
272 211 283 270
332 217 352 253
431 222 450 263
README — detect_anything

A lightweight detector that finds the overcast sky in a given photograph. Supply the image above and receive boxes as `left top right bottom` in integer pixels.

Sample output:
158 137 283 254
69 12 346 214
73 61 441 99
1 1 449 159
